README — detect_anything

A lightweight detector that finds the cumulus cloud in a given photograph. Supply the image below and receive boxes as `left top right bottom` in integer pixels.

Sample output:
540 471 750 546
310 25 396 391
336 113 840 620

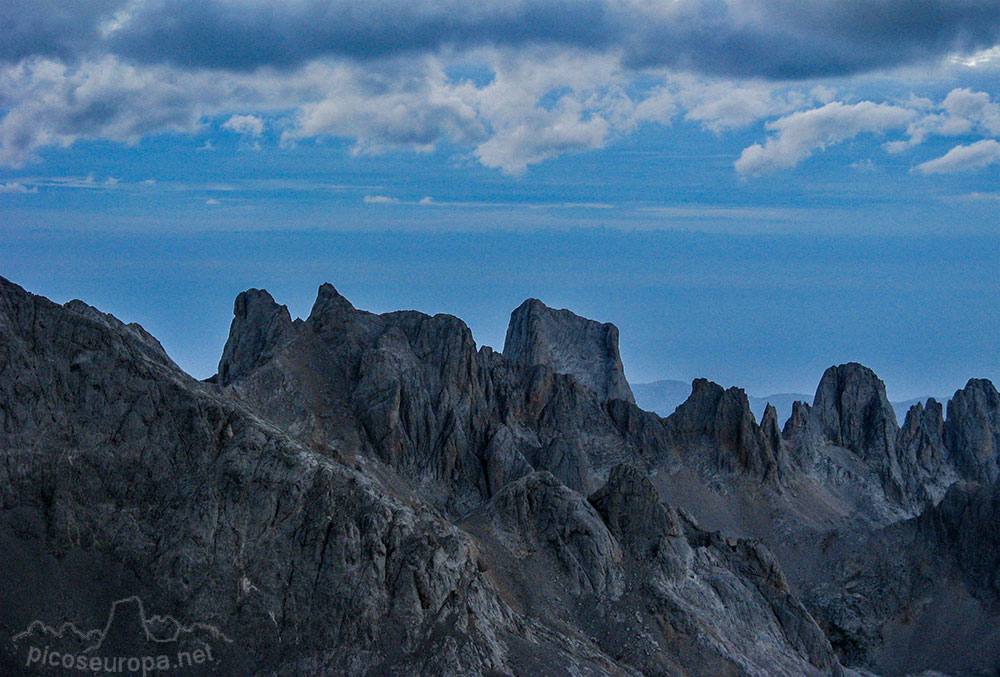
285 52 655 174
0 57 209 167
675 78 823 131
288 60 485 152
1 7 999 176
914 139 1000 174
363 195 400 204
735 101 916 174
886 88 1000 152
222 114 264 136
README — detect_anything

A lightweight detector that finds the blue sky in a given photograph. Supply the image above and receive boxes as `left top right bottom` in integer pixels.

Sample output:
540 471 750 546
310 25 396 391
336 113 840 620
1 1 999 402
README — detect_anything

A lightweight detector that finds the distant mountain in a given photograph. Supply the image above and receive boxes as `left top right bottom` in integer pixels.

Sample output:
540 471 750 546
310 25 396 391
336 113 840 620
632 379 944 426
630 380 692 418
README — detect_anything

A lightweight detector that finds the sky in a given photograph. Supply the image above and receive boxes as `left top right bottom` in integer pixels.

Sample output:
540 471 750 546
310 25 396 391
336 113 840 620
1 0 999 402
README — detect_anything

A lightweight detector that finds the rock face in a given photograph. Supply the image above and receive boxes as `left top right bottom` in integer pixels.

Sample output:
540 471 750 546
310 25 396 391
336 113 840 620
811 363 903 498
0 277 520 676
503 298 634 404
896 398 959 504
803 478 1000 676
9 275 1000 676
218 288 294 386
588 464 841 676
944 378 1000 483
486 471 624 598
663 379 781 480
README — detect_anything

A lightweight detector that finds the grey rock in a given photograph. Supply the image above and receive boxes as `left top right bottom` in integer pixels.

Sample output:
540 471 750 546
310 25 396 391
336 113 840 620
503 298 634 404
944 378 1000 483
896 398 958 505
0 277 525 675
663 379 780 480
588 464 692 578
485 471 624 598
589 464 842 676
16 275 1000 676
811 363 903 501
804 478 1000 676
218 288 294 386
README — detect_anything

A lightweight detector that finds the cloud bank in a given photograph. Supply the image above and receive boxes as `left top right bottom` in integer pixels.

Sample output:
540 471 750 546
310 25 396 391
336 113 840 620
5 0 1000 79
1 1 999 174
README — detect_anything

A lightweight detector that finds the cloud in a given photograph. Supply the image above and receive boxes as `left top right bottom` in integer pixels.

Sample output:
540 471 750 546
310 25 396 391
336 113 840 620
914 139 1000 174
221 114 264 136
363 194 400 204
4 1 1000 80
0 181 36 193
288 60 485 152
0 42 998 176
887 88 1000 152
736 101 916 174
0 57 208 167
286 52 646 174
675 78 821 131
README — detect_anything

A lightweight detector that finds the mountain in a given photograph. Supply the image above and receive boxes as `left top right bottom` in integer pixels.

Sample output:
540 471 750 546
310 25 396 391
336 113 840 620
633 380 944 426
3 276 1000 676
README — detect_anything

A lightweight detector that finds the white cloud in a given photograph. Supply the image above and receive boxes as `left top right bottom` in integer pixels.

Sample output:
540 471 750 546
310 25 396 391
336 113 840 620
0 181 37 193
735 101 916 175
673 77 818 132
221 114 264 136
951 46 1000 68
887 88 1000 152
914 139 1000 174
1 48 999 178
363 194 399 204
0 57 209 167
942 88 1000 135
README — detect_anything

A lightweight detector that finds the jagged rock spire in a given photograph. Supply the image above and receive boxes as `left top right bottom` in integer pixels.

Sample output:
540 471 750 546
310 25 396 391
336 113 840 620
218 288 293 386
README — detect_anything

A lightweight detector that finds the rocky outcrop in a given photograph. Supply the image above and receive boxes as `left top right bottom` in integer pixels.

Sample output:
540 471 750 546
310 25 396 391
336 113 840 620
804 478 1000 676
944 378 1000 483
486 472 624 598
588 464 692 578
503 298 634 404
809 363 903 500
0 277 522 676
218 288 294 386
62 298 180 371
663 379 780 480
812 363 899 463
896 398 958 504
588 464 842 676
17 275 1000 675
214 284 667 511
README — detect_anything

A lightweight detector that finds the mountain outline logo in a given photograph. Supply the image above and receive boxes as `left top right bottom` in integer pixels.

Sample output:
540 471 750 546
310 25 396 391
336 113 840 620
11 596 232 675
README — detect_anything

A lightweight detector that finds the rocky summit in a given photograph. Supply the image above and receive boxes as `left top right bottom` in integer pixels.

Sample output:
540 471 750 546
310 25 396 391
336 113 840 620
2 276 1000 676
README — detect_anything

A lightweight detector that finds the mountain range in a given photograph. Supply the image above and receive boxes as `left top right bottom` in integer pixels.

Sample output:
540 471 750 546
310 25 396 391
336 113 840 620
2 276 999 676
632 380 943 428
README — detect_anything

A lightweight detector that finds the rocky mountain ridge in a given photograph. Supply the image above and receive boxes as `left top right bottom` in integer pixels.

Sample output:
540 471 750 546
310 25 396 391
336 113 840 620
2 277 999 676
